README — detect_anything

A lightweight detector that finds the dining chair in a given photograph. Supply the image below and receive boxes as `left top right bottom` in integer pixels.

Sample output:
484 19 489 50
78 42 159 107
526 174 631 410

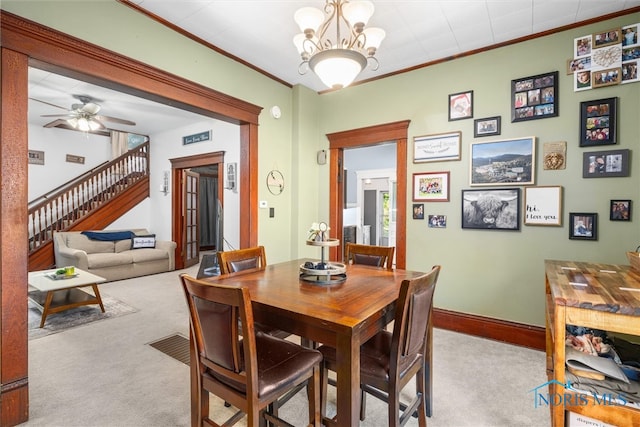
318 265 441 427
180 273 323 427
344 242 395 270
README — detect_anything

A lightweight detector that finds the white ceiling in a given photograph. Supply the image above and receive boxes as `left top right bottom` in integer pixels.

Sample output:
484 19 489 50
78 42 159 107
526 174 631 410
28 1 640 135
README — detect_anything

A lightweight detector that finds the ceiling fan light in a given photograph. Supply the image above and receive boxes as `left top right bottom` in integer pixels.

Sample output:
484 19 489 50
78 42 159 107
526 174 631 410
67 117 78 128
88 120 102 131
342 1 374 30
77 117 90 132
309 49 367 90
294 7 324 35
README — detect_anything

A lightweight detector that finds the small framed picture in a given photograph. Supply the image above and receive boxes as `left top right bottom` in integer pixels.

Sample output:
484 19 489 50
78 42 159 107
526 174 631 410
474 116 501 137
610 200 631 221
575 70 592 91
583 149 629 178
567 57 591 74
462 188 521 231
593 28 622 48
412 171 450 202
511 71 558 122
569 213 598 240
580 97 617 147
448 90 473 121
428 215 447 228
413 131 461 163
524 186 563 226
592 67 621 88
412 204 425 220
574 35 592 58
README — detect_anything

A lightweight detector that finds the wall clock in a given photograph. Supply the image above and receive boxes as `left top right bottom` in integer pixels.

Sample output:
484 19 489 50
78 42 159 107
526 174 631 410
267 170 284 195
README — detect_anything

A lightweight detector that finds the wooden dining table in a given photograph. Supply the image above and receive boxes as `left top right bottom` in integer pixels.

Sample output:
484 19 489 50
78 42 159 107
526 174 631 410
194 258 424 427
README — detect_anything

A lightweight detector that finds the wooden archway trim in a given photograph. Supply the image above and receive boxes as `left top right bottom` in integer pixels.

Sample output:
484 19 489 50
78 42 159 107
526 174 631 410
327 120 410 269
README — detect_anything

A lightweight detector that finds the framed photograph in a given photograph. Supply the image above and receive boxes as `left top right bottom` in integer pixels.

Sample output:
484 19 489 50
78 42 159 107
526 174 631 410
511 71 558 122
583 149 629 178
592 67 621 88
428 215 447 228
412 171 450 202
412 204 424 220
470 136 535 186
524 186 563 226
462 188 521 231
622 24 638 47
448 90 473 121
622 60 639 84
610 200 631 221
474 116 501 137
574 70 592 91
580 97 616 147
593 28 622 48
569 213 598 240
567 57 591 74
413 131 461 163
574 35 592 58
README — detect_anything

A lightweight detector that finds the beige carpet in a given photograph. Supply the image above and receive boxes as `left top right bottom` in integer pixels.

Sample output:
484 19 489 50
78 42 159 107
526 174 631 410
24 265 550 426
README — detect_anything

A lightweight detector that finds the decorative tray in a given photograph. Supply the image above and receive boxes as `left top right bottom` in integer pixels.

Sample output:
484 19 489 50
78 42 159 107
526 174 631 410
299 261 347 285
306 238 340 247
46 273 79 280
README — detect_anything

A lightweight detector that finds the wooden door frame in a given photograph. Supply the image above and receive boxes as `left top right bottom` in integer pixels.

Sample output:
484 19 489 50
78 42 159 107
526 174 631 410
0 11 260 424
327 120 410 269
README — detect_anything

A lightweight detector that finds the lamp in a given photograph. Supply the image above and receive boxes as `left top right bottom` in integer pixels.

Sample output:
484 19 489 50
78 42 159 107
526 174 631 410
67 114 103 132
293 0 385 90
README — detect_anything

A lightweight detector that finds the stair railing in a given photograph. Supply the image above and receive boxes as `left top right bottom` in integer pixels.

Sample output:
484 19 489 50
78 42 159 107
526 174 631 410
28 142 150 252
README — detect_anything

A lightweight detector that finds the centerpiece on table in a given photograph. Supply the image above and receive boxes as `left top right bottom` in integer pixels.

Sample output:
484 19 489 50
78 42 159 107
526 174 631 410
300 222 346 285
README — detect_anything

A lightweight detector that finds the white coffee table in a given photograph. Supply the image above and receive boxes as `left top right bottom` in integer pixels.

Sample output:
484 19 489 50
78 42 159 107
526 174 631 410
28 268 107 328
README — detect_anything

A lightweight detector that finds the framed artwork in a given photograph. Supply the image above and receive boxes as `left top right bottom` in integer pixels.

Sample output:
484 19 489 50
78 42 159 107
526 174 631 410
569 213 598 240
622 24 638 47
593 28 622 48
567 57 591 74
412 204 424 220
622 60 639 84
474 116 501 137
428 215 447 228
413 131 461 163
511 71 558 122
583 149 629 178
580 97 617 146
523 186 563 226
610 199 631 221
470 136 535 186
574 35 592 58
575 70 592 91
412 172 450 202
448 91 473 121
462 188 521 231
592 67 621 88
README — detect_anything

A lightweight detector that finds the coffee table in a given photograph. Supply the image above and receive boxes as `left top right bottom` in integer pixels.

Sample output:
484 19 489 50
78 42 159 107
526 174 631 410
28 268 107 328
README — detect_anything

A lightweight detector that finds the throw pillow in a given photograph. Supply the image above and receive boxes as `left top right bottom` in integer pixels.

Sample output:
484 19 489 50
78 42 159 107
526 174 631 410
131 234 156 249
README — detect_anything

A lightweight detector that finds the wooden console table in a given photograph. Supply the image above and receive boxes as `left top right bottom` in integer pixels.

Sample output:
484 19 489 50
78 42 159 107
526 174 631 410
545 260 640 426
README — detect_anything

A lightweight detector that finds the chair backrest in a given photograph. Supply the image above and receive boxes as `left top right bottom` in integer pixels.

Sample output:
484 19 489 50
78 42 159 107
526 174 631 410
217 246 267 274
345 242 395 270
390 265 440 377
179 274 259 396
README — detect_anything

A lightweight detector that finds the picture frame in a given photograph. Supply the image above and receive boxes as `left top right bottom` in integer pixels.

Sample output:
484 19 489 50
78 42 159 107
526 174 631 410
412 204 424 220
462 188 521 231
583 149 629 178
427 215 447 228
610 199 631 221
574 35 592 58
448 90 473 121
474 116 501 138
593 28 622 48
567 57 591 75
569 213 598 240
592 67 621 88
574 70 592 91
523 186 563 226
413 131 461 163
511 71 558 122
412 171 450 202
579 97 617 147
28 149 45 165
470 136 536 186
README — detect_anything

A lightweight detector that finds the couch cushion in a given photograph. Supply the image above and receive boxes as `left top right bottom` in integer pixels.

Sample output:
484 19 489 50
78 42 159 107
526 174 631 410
87 252 133 269
66 233 115 254
131 248 169 263
114 239 133 253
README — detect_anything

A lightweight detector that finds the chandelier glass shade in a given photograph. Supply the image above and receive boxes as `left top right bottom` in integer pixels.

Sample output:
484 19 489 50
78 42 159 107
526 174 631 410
293 0 385 90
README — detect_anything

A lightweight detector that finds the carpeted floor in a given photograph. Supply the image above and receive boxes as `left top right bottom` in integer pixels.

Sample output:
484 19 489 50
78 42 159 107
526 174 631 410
24 264 551 426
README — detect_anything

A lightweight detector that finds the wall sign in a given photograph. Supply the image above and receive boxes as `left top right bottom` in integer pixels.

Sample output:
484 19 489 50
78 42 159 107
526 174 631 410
66 154 85 164
28 150 45 165
524 186 563 226
182 130 211 145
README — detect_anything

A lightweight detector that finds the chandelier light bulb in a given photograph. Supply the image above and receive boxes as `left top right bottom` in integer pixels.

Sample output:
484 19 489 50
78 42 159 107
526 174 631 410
363 27 385 54
342 1 374 31
294 7 324 35
77 117 90 132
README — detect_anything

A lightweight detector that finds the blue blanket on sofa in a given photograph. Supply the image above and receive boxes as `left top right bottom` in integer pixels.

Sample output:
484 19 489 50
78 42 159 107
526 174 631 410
81 231 134 241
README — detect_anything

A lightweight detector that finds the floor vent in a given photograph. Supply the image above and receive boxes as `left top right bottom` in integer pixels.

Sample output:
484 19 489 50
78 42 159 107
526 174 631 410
148 334 190 366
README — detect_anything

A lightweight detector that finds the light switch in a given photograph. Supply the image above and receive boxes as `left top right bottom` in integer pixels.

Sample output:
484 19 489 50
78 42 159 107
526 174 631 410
269 207 275 218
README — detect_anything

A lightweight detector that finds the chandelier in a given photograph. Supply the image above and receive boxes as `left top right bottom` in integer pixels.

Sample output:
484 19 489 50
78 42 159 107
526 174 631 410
293 0 385 90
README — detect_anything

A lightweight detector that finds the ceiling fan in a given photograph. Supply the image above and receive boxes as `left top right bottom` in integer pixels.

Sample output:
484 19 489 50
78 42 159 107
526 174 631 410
37 94 136 131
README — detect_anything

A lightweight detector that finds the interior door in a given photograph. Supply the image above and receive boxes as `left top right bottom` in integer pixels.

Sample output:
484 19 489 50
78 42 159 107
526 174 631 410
183 169 200 267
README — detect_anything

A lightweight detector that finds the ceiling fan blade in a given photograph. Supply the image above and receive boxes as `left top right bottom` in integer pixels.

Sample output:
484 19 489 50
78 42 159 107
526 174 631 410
95 115 136 126
29 97 69 111
72 102 101 115
41 113 75 118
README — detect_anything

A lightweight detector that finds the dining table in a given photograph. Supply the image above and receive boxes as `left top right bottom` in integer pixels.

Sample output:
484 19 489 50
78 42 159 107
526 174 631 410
194 258 424 427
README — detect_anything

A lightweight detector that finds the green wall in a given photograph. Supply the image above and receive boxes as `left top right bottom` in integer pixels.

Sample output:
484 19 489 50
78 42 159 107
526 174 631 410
4 2 639 326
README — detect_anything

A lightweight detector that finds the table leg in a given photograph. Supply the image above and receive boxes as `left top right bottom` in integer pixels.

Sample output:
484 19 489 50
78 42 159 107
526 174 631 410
335 334 361 426
91 284 105 312
39 291 55 328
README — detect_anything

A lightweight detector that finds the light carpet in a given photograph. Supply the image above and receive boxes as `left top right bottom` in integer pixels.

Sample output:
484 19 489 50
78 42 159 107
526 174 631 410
25 266 550 426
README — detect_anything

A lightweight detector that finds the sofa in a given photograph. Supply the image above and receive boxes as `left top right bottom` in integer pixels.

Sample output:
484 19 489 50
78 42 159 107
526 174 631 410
53 229 176 282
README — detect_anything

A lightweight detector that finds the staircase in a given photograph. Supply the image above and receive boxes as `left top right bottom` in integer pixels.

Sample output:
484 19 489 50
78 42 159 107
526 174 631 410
28 142 151 271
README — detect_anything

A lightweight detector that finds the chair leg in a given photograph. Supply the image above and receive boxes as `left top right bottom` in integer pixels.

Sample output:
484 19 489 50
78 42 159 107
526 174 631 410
360 388 366 421
320 364 329 419
416 369 428 427
309 366 321 427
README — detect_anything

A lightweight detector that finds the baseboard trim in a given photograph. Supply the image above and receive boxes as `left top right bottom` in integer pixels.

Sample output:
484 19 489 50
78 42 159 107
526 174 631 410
433 308 545 351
